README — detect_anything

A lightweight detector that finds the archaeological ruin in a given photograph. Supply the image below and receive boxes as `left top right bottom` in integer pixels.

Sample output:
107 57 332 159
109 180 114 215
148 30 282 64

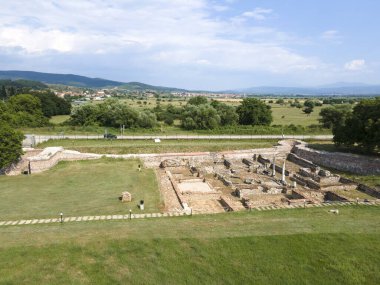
6 140 380 214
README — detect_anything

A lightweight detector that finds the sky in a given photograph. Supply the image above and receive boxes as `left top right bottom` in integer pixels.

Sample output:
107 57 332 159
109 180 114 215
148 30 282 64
0 0 379 90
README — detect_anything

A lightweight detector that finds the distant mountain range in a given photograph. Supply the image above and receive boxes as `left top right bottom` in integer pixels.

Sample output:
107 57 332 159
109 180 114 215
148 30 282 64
235 84 380 96
0 70 379 95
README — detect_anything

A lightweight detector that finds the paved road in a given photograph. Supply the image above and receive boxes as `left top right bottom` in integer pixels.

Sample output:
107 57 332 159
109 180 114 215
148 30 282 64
26 134 333 145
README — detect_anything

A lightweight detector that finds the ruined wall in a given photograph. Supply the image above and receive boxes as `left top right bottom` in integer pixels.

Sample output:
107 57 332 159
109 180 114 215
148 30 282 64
28 149 101 174
358 184 380 199
287 153 318 170
325 191 349 202
292 142 380 175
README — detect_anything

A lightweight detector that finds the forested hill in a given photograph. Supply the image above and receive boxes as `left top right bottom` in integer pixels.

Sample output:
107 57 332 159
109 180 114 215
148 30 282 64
0 79 48 89
0 71 187 91
0 70 124 88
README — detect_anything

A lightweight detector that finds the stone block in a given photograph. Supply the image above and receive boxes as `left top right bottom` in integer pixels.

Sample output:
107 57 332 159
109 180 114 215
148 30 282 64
121 191 132 202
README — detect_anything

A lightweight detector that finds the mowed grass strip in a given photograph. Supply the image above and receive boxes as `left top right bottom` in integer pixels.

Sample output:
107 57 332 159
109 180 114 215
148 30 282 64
0 158 162 220
0 234 378 284
37 139 278 154
0 207 379 284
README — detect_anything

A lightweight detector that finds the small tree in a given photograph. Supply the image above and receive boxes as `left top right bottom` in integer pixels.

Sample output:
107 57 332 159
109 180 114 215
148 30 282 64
276 98 285 105
303 99 315 115
187 96 208 105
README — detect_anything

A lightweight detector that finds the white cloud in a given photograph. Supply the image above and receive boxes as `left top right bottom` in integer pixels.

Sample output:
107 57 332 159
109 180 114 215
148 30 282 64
212 5 229 12
344 59 366 71
322 30 338 39
242 8 273 21
321 30 342 43
0 0 322 88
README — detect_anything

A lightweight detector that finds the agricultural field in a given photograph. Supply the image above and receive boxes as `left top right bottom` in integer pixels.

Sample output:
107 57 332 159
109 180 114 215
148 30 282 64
0 158 162 220
0 206 379 284
37 139 278 154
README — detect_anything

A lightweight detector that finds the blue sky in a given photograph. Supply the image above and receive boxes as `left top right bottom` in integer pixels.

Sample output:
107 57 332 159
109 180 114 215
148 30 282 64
0 0 379 90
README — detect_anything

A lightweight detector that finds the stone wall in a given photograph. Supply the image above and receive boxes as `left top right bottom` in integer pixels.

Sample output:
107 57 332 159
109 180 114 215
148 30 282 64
28 148 101 174
358 184 380 199
287 153 318 170
292 142 380 175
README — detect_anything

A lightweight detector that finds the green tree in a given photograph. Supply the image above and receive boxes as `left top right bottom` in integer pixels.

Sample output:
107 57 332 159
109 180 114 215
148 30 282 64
8 94 43 115
7 86 15 97
187 96 208 105
276 98 285 105
32 91 71 117
303 99 315 108
319 105 351 129
303 106 314 115
302 99 315 115
69 104 99 126
236 98 272 126
6 94 48 127
333 98 380 152
0 86 6 100
210 100 238 126
181 104 220 130
137 111 157 128
0 123 24 171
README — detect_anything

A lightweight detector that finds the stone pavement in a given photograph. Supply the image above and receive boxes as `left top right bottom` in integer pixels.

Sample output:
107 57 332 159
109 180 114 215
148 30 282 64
252 201 379 211
0 201 378 227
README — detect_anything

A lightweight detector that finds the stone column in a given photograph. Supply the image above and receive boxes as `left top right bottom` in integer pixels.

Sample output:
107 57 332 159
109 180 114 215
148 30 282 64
282 161 286 183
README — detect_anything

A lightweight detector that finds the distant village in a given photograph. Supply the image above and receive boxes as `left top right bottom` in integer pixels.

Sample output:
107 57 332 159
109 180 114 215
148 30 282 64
54 87 243 105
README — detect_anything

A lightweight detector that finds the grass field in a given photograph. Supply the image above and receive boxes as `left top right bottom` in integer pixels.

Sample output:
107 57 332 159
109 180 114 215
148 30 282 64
271 104 323 126
37 139 278 154
0 158 162 220
49 115 70 124
0 207 379 284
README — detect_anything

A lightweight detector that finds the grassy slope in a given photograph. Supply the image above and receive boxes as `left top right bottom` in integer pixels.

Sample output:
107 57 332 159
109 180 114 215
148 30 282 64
0 207 379 284
37 139 278 154
0 158 162 220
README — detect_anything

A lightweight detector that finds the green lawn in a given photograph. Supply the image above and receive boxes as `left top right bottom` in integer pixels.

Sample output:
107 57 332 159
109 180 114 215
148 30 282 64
0 158 162 220
0 207 379 284
37 139 278 154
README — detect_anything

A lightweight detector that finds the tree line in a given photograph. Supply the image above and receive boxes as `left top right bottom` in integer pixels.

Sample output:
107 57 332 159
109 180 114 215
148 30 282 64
0 91 71 171
0 92 71 128
68 97 273 130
